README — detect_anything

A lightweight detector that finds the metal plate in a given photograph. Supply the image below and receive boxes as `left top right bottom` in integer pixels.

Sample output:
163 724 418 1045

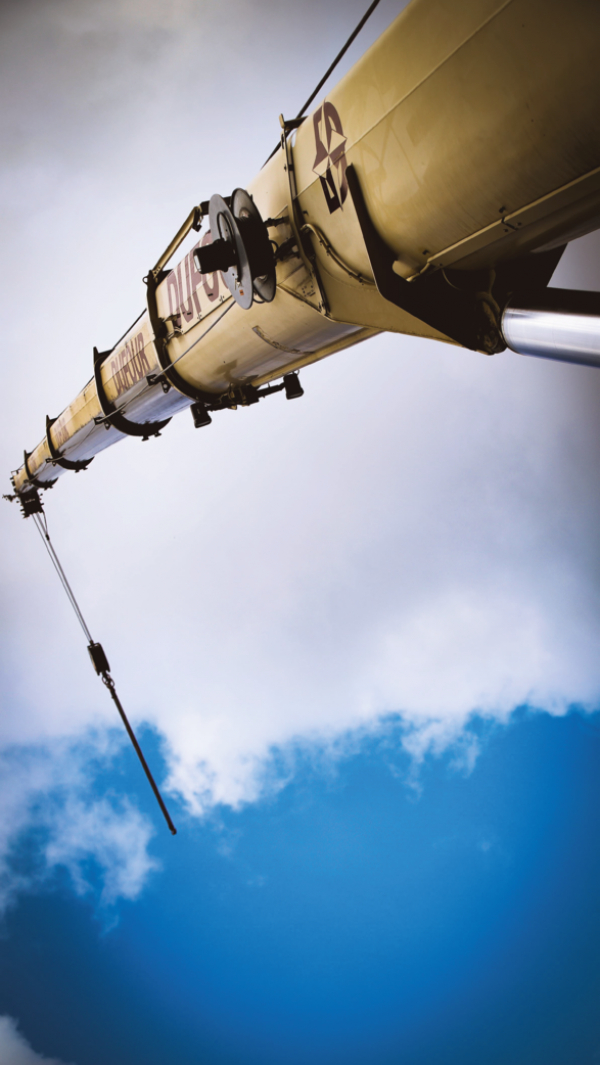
208 194 253 310
232 188 276 303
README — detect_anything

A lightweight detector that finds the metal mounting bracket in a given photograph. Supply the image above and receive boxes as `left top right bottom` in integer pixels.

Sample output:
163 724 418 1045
93 347 171 440
45 416 94 472
149 202 207 282
280 118 330 316
23 449 56 490
345 164 504 353
145 272 210 404
5 483 45 517
279 114 306 135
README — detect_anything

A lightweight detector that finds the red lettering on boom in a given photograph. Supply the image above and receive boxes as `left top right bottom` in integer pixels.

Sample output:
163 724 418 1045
111 356 125 395
190 246 203 316
110 332 152 398
166 271 181 330
177 262 193 323
130 339 142 382
138 333 150 374
201 231 219 302
53 418 70 449
184 253 201 318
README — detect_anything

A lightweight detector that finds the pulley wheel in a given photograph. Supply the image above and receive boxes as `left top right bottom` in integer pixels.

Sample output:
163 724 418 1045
208 194 253 310
232 189 277 304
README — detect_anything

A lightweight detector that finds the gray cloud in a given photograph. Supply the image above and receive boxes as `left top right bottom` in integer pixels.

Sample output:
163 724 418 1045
0 1015 74 1065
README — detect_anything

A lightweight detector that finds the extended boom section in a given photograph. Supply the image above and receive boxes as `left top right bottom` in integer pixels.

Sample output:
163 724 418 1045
10 0 600 504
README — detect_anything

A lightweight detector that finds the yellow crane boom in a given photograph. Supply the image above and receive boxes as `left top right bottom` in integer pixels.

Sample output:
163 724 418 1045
10 0 600 503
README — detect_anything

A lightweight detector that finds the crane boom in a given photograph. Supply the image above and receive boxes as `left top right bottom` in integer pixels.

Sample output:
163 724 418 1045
10 0 600 501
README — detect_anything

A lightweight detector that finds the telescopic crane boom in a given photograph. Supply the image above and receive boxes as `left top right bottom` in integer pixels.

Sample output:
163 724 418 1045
9 0 600 506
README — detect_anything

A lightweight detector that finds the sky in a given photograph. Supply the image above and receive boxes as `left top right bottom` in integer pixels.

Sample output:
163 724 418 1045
1 0 600 1062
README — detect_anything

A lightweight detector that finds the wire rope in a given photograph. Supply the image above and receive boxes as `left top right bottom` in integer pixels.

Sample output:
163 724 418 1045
263 0 382 164
29 506 177 835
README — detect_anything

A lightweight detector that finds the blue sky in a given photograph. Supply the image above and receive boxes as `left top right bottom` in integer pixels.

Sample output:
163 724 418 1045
1 709 600 1065
1 0 600 1061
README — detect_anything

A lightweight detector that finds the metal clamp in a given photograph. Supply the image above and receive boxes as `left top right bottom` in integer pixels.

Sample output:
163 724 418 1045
23 449 56 490
280 120 330 317
145 273 213 403
345 164 505 353
45 416 93 472
93 347 171 440
149 202 208 282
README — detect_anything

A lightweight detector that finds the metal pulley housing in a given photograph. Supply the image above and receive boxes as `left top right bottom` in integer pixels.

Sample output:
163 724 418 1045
193 188 276 310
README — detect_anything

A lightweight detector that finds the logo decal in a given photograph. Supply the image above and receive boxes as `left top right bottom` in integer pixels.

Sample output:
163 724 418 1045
111 333 151 398
313 102 348 214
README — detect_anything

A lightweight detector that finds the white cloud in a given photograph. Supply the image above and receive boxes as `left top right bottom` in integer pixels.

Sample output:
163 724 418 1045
0 0 599 901
0 1016 73 1065
0 739 158 916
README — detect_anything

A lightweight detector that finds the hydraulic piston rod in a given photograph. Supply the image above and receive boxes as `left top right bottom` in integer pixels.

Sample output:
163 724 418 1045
501 289 600 370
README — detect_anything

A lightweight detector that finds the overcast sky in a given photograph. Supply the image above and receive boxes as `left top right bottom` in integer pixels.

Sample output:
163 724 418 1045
1 1 600 1061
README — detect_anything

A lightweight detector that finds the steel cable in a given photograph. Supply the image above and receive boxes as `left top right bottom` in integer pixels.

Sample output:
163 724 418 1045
263 0 382 165
29 507 177 835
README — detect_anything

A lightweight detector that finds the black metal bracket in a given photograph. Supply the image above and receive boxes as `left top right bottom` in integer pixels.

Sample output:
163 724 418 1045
23 449 56 490
45 416 93 472
191 382 270 414
4 485 45 518
146 372 172 394
345 164 505 353
279 114 306 135
88 640 111 674
190 373 303 427
93 346 171 440
145 272 211 404
277 122 330 316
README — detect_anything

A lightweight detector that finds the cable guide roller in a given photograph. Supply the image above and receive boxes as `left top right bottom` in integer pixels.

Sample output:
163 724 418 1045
192 189 277 309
